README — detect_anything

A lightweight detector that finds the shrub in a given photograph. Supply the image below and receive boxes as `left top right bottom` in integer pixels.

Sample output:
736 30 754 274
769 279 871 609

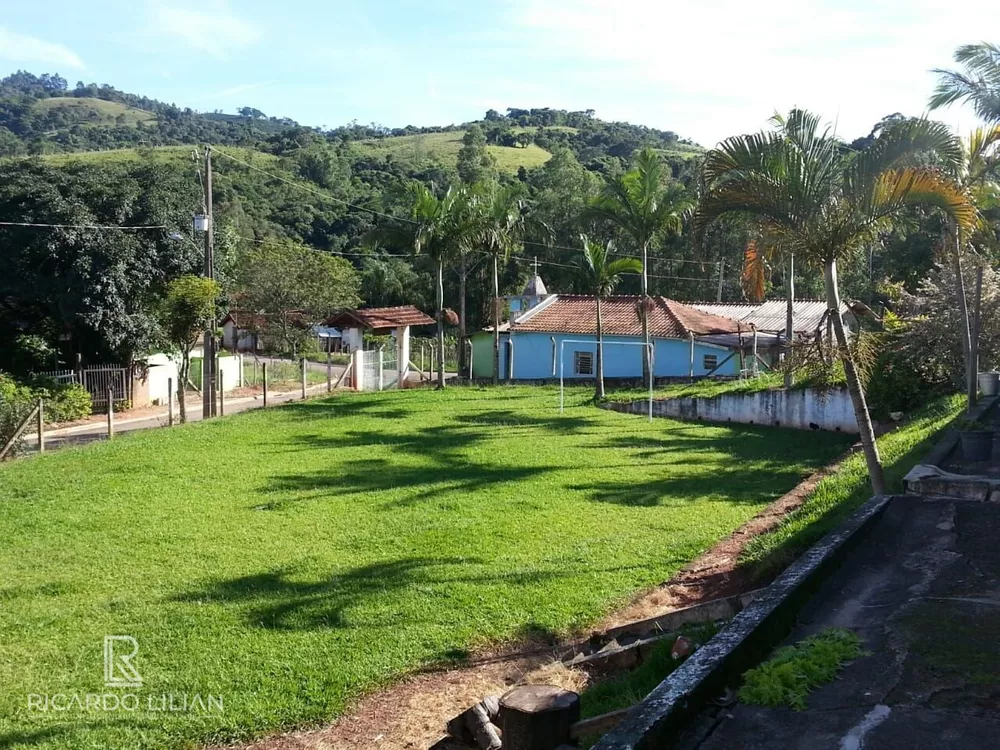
0 373 37 457
30 379 93 423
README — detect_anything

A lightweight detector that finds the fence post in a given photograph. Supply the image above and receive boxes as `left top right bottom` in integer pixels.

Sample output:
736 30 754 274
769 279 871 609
377 348 385 391
219 371 225 416
327 351 333 392
107 389 114 439
262 362 268 407
37 398 44 453
301 358 307 399
167 378 174 427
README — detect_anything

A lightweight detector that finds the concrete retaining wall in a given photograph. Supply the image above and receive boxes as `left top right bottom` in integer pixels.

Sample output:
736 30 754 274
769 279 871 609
605 387 858 433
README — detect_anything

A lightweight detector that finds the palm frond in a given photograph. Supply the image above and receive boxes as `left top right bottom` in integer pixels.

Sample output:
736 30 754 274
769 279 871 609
867 168 977 237
741 239 767 302
930 43 1000 122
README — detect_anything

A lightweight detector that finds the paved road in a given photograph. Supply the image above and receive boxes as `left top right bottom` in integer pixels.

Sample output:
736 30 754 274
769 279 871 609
30 380 339 453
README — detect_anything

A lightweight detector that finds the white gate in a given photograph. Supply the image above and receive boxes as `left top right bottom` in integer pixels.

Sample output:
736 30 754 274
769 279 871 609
381 339 400 389
360 339 400 391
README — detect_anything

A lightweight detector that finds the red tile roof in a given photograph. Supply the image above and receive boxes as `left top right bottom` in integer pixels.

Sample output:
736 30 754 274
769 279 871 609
512 295 742 337
326 305 435 330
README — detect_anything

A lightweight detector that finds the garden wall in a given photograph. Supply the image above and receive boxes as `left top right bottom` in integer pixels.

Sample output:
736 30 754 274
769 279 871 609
604 387 859 433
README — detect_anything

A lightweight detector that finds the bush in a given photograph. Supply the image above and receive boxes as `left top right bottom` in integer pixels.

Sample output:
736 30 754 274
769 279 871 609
30 379 93 422
0 373 37 457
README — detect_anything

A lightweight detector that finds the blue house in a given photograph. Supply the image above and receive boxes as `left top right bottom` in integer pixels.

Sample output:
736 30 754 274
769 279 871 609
471 294 745 381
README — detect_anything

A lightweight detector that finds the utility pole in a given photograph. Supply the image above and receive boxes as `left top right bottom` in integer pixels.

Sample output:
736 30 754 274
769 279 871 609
202 146 217 418
716 260 725 303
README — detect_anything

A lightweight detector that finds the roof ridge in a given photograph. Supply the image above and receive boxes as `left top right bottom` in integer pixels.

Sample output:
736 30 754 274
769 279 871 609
511 293 559 326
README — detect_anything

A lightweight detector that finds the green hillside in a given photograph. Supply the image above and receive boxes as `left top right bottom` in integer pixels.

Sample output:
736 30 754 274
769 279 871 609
40 145 275 167
356 129 553 173
33 96 157 128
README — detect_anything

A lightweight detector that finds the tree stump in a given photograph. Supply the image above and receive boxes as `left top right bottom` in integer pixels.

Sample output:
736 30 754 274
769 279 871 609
500 685 580 750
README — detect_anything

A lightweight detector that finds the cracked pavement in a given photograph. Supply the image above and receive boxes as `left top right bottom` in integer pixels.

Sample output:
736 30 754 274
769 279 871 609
678 496 1000 750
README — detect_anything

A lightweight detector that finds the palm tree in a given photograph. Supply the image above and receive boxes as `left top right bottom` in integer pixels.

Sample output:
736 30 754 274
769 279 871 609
579 235 642 399
369 183 466 389
930 43 1000 124
934 126 1000 412
694 113 975 496
584 148 694 389
472 183 529 385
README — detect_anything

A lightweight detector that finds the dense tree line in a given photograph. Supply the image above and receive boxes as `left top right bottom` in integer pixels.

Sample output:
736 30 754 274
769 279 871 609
1 62 997 416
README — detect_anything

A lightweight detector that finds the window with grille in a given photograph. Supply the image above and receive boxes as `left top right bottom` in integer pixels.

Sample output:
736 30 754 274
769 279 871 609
574 350 594 375
703 354 718 371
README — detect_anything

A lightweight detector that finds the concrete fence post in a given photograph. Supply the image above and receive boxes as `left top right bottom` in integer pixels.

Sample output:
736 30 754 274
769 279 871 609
499 685 580 750
352 349 365 391
262 362 268 407
377 347 384 391
167 378 174 427
327 351 333 392
301 358 307 399
219 371 225 416
37 398 44 453
107 389 114 439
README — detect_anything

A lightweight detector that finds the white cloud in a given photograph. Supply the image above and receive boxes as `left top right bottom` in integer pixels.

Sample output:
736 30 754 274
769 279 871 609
206 81 273 99
151 4 261 59
0 27 84 70
505 0 1000 145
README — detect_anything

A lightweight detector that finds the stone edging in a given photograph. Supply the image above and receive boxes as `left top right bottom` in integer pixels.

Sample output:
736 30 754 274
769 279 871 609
591 494 893 750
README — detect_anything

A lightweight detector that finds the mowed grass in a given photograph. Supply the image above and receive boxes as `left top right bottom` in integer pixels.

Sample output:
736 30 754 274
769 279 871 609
356 130 552 172
0 386 850 749
34 97 157 127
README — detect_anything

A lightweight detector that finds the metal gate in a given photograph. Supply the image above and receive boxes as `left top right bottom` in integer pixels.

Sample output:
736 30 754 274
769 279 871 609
381 339 400 389
360 339 400 391
81 366 128 412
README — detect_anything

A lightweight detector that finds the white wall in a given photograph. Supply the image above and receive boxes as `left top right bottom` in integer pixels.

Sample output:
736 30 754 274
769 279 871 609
143 353 178 406
141 352 242 406
607 387 859 433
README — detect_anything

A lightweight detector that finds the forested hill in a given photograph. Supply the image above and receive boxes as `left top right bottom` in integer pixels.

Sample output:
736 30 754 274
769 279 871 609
0 70 703 173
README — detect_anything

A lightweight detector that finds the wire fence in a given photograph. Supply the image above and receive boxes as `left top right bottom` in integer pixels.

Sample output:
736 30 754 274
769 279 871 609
241 357 327 389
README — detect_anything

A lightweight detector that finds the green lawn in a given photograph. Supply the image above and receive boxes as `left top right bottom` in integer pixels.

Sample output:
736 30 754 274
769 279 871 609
0 387 850 749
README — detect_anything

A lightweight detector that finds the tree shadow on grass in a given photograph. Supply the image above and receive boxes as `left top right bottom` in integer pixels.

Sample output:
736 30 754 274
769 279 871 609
0 727 66 749
573 427 849 508
173 557 564 631
569 463 816 507
451 410 597 434
266 457 554 509
598 427 852 465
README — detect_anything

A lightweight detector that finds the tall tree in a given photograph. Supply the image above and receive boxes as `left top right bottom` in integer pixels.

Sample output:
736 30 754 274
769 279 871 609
583 148 694 388
370 184 468 389
695 113 975 496
472 183 529 384
235 241 361 357
160 275 220 423
578 235 642 399
457 124 496 185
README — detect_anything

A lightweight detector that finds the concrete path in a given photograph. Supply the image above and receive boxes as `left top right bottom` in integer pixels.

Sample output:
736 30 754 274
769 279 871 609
29 380 338 453
682 495 1000 749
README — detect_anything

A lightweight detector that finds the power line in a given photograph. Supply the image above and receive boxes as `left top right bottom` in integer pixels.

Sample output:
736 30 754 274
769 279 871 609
0 221 168 231
520 238 709 266
506 253 711 283
211 148 413 225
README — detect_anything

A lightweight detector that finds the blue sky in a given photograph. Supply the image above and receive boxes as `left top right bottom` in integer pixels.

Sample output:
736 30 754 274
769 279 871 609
0 0 995 146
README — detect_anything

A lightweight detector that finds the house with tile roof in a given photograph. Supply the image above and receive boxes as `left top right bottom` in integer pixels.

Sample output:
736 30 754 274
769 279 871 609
470 294 746 381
